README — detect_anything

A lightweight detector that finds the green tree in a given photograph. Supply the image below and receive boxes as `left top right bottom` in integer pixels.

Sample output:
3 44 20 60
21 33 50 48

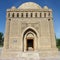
56 38 60 50
0 32 4 46
56 38 60 46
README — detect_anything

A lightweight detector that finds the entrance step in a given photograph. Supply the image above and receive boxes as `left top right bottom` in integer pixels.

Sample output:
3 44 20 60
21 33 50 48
0 56 60 60
17 52 40 58
2 51 40 58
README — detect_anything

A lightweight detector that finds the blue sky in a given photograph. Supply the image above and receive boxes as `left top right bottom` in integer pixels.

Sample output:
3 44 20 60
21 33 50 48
0 0 60 38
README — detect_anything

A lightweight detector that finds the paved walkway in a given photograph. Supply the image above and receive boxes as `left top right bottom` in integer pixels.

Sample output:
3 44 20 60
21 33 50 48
0 47 60 60
0 47 3 55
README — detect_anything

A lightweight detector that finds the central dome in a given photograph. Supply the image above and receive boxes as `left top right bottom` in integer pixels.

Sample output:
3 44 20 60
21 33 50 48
18 2 41 9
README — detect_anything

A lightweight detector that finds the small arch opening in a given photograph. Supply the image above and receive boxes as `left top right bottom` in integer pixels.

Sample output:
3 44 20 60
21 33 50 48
8 13 10 17
44 13 46 18
12 13 14 17
35 13 37 17
17 13 19 17
21 13 23 17
40 13 41 17
31 13 33 17
26 13 28 18
48 12 50 16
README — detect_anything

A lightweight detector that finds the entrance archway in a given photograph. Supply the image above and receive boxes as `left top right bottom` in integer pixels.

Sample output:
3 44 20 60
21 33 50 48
23 28 38 52
26 38 34 51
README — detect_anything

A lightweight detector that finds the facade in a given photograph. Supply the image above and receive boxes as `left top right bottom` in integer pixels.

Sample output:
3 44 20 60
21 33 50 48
2 2 58 57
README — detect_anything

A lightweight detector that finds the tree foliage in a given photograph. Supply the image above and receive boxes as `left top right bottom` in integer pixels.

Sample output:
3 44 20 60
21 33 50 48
56 38 60 46
0 32 4 46
56 38 60 50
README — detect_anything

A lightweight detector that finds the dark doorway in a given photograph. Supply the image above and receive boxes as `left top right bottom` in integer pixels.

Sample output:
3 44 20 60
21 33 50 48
27 39 34 51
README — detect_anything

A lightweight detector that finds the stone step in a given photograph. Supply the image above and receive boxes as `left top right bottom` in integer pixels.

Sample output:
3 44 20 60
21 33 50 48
1 56 60 60
5 51 40 58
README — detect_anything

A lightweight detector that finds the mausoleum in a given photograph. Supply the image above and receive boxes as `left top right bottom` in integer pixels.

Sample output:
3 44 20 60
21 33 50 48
2 2 58 57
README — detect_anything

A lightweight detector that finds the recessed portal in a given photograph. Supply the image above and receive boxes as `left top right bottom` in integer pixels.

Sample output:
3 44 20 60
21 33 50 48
23 28 37 51
26 39 34 51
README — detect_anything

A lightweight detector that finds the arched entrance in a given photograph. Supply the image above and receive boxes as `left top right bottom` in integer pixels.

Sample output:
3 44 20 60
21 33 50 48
26 33 34 51
23 28 38 52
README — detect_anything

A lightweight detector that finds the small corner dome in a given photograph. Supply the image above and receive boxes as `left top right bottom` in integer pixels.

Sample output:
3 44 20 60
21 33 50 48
49 9 52 11
44 6 48 9
18 2 42 9
11 6 16 9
